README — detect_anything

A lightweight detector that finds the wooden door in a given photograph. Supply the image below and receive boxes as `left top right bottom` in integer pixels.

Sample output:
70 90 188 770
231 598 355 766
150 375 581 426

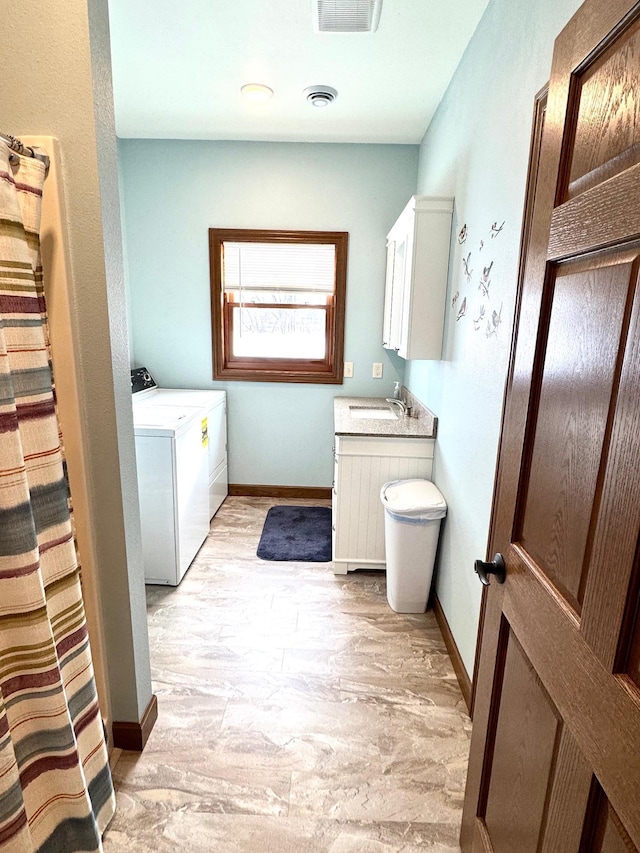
461 1 640 851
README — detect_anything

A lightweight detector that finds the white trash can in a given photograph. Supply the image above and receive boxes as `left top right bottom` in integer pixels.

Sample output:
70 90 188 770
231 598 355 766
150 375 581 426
380 478 447 613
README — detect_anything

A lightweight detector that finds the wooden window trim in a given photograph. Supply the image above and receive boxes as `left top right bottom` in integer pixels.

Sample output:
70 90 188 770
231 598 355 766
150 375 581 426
209 228 348 384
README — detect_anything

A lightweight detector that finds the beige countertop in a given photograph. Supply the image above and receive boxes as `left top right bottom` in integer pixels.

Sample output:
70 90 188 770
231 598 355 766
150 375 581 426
334 395 437 439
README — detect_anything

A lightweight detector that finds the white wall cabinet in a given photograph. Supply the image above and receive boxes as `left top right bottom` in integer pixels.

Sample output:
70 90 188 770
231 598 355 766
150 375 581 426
332 434 434 574
382 195 453 360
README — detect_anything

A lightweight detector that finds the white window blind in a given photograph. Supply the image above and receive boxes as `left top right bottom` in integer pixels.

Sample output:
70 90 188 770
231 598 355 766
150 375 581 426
223 242 336 293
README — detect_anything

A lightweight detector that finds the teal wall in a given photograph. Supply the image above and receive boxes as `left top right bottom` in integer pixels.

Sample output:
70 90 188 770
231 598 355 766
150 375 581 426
406 0 583 674
119 140 417 486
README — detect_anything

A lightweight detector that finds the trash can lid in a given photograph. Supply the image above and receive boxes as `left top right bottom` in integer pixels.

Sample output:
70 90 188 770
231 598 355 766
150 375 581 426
380 478 447 519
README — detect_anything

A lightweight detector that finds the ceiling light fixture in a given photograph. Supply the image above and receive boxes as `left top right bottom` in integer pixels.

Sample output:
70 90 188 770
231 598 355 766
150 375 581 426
241 83 274 102
303 85 338 107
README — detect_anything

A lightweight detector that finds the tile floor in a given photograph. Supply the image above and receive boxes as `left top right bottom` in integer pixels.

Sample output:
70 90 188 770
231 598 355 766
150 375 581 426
103 497 471 852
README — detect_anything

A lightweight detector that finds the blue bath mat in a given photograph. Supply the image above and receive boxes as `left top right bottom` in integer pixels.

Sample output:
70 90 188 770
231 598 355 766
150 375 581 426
257 505 332 562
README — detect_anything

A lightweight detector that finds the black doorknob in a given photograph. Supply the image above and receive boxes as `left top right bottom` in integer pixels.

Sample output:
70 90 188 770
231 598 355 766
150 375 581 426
474 553 506 586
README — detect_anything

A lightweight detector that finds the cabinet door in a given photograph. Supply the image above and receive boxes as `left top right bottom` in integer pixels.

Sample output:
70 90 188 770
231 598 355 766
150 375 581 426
333 437 434 569
395 229 415 358
382 236 407 352
382 240 396 348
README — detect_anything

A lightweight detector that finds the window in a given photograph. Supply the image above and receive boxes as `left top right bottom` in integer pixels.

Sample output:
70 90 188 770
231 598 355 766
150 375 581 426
209 229 348 383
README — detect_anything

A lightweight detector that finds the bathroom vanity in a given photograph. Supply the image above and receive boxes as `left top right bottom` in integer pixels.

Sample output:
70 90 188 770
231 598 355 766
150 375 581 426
332 395 437 574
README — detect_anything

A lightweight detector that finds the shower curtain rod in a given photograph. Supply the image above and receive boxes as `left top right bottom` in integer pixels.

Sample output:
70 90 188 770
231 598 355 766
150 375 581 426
0 131 50 172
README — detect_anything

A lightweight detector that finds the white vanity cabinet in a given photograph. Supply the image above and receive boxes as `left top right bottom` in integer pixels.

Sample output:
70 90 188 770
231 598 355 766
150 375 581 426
332 434 434 574
383 195 453 360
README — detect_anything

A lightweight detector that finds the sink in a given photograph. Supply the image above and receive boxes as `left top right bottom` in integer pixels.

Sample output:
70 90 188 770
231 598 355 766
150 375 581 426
349 406 397 420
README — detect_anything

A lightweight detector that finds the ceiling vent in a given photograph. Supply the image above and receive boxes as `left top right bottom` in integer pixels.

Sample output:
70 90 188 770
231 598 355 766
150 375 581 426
303 86 338 107
313 0 383 33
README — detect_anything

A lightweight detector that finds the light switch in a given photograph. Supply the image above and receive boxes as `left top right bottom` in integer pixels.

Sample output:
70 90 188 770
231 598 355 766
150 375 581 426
372 363 383 378
344 362 354 378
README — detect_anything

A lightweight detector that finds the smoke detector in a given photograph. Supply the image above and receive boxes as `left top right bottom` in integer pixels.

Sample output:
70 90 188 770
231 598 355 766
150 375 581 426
303 86 338 108
313 0 383 33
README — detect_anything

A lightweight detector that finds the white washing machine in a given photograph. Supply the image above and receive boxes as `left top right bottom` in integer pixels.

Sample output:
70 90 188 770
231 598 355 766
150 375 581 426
131 368 228 518
133 402 209 585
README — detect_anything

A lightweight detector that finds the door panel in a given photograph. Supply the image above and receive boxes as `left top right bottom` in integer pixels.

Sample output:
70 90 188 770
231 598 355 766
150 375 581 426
627 572 640 688
540 728 592 853
483 630 560 853
583 784 639 853
462 2 640 850
519 255 633 611
578 263 640 664
566 16 640 200
502 546 640 826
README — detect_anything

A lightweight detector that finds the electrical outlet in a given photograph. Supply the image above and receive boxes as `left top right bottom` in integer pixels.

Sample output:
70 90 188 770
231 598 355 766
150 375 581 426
344 361 354 378
372 362 383 378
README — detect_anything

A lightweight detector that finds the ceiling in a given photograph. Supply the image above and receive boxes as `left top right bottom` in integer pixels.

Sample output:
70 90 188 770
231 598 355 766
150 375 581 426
107 0 490 145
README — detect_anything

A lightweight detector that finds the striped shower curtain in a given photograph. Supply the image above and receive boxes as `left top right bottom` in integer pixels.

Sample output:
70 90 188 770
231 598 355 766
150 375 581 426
0 144 115 850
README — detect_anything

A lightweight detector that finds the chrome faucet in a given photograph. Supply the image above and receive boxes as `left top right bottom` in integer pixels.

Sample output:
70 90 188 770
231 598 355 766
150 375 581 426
385 398 411 417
